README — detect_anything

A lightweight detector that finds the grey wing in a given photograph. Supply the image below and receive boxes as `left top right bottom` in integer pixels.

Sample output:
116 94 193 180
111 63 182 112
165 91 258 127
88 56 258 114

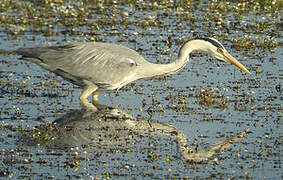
17 42 140 89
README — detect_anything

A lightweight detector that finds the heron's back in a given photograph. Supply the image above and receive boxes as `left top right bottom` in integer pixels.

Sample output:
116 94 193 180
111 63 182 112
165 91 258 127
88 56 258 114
17 42 146 90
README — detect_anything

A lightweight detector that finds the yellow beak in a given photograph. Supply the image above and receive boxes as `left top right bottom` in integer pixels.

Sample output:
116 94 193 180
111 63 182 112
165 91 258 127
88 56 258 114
223 52 251 74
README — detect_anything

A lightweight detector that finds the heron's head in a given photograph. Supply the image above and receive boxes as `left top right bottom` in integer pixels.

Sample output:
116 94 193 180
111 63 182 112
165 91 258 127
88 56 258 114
198 37 251 74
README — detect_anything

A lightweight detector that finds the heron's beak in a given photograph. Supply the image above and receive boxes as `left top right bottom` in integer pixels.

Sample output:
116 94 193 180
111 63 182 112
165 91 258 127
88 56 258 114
223 52 251 74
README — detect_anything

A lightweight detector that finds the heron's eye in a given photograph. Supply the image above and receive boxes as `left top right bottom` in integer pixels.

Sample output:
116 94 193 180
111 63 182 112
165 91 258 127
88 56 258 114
217 48 224 54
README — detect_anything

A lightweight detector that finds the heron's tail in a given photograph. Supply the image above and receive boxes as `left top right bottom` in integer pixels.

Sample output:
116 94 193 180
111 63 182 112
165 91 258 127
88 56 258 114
15 47 46 60
15 47 58 72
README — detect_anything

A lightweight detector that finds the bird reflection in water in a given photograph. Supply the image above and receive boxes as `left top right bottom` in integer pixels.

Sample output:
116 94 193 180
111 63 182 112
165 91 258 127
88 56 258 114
21 104 248 163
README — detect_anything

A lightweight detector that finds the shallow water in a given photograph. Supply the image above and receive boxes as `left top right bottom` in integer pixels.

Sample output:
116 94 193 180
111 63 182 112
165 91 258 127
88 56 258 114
0 0 282 179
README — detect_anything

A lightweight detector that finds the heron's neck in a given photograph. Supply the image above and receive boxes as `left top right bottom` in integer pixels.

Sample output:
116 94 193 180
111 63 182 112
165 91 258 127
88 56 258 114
142 39 209 78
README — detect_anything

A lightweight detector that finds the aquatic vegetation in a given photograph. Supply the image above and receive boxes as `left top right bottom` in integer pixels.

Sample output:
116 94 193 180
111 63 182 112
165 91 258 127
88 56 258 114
232 36 279 50
196 87 229 109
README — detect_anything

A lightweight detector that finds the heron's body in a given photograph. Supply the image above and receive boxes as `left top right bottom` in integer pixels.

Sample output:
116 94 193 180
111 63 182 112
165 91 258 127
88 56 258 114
17 43 140 89
16 38 250 110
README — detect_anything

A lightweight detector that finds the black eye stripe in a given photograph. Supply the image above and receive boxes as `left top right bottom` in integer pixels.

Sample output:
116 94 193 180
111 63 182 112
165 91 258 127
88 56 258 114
217 48 224 53
199 38 224 49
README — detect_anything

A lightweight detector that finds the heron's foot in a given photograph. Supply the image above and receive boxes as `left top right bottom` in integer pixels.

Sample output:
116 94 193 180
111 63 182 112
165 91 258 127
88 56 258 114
80 84 99 112
92 90 99 103
80 98 98 113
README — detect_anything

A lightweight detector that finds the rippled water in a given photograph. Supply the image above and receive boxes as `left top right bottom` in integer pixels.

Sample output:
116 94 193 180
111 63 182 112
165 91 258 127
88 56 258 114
0 0 282 179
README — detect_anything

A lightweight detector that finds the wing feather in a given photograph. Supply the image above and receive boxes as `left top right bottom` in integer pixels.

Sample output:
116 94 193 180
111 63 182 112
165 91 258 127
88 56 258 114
18 42 142 89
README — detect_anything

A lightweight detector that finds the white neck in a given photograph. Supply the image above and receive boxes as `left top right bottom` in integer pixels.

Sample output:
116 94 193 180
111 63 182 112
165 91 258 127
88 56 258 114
137 39 214 78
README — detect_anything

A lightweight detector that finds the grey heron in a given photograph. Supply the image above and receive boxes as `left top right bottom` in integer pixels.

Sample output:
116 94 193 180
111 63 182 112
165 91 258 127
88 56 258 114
16 37 250 110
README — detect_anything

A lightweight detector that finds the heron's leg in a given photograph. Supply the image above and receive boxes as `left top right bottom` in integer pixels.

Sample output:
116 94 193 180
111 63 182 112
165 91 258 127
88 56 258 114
92 90 99 103
80 83 98 112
